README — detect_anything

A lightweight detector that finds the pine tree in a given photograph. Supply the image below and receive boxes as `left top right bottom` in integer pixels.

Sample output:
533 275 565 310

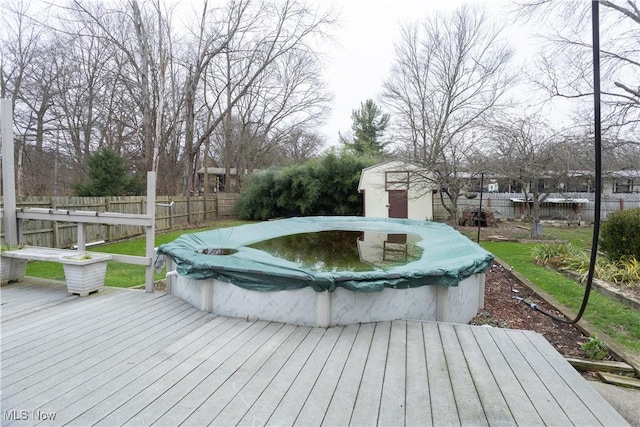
340 99 390 155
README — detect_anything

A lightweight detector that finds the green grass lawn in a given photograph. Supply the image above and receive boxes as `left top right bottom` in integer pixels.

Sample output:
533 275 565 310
25 219 253 288
482 240 640 354
541 226 595 247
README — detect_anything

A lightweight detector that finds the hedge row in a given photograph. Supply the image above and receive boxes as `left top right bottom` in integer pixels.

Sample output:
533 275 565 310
236 153 377 220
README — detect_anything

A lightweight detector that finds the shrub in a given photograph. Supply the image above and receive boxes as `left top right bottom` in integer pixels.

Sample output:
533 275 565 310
236 153 377 220
532 243 583 268
580 335 608 360
600 208 640 261
235 169 289 220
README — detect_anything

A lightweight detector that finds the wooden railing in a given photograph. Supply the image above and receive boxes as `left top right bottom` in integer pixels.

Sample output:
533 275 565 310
0 194 239 248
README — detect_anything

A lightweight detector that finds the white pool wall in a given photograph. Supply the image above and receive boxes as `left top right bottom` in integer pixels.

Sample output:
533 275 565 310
167 259 485 327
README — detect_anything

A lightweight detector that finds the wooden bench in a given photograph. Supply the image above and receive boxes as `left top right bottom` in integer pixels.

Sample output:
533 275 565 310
1 246 112 295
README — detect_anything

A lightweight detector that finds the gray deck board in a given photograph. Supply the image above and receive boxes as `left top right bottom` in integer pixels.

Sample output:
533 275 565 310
321 323 374 427
181 323 299 426
454 326 515 426
47 315 233 426
2 297 190 392
404 321 432 427
211 326 312 426
349 320 390 426
470 326 545 426
377 320 407 426
440 323 488 427
294 323 358 426
266 325 342 426
236 327 326 425
423 321 461 427
0 277 630 427
488 326 573 426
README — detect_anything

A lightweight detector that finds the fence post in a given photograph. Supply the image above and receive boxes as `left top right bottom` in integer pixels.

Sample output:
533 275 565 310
187 197 192 225
77 223 86 251
145 171 156 293
51 196 60 248
1 99 18 246
169 201 174 229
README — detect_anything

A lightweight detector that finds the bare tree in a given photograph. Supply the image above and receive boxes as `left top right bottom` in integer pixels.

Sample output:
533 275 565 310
1 1 65 195
191 0 335 194
276 129 324 165
485 116 574 237
382 5 514 225
516 0 640 137
1 0 334 197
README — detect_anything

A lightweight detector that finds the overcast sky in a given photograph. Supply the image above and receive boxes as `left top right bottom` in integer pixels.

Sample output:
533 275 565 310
314 0 519 144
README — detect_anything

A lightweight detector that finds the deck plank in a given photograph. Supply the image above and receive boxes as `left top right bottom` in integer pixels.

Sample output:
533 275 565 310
377 320 407 426
0 279 629 427
1 296 189 391
235 327 326 425
470 326 545 426
1 288 144 342
3 301 206 408
453 325 515 426
88 319 266 426
266 326 343 426
147 321 286 426
423 322 461 427
1 293 178 369
520 330 631 426
349 321 391 426
180 323 299 425
484 326 573 426
321 323 375 427
404 321 432 427
44 315 236 426
211 326 312 426
440 323 488 426
506 330 602 425
294 324 359 426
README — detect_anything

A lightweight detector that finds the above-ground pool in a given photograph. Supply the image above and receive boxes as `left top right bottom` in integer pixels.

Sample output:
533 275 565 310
158 216 493 327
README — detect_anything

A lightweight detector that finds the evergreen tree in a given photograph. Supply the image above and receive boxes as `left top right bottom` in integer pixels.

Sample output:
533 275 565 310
73 148 145 196
340 99 390 155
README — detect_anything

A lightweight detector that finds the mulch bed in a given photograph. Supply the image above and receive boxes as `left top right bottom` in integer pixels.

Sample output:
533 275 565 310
472 262 592 359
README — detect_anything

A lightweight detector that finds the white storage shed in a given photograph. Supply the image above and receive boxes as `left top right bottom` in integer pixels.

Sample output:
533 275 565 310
358 161 435 220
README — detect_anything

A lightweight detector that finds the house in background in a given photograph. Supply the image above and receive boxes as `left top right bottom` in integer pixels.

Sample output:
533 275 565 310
358 161 436 220
196 167 249 194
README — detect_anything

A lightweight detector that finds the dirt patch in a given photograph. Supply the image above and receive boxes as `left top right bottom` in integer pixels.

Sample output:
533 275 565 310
472 262 592 358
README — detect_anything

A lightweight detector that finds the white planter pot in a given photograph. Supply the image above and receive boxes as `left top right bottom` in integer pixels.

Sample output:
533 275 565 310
1 257 27 285
1 259 9 285
9 258 27 282
60 253 111 296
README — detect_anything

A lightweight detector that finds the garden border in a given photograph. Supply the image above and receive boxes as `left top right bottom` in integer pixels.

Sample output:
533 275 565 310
494 256 640 376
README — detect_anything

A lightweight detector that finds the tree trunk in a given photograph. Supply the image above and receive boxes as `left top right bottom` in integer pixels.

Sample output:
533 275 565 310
131 0 154 174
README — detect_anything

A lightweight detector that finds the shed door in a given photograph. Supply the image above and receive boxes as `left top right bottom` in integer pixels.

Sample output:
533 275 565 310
388 190 408 218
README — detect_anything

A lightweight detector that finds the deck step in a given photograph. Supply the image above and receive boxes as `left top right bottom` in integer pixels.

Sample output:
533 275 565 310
597 372 640 389
566 357 635 374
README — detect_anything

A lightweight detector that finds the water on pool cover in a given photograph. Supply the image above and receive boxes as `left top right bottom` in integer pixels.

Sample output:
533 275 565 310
249 230 423 272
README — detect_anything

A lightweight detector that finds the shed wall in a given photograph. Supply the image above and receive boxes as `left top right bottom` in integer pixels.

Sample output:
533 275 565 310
359 162 433 220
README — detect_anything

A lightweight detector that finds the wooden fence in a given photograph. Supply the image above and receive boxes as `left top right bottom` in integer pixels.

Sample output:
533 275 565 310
433 192 640 222
0 194 239 248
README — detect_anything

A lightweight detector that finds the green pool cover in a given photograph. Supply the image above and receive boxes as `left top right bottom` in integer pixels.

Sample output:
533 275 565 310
157 216 494 292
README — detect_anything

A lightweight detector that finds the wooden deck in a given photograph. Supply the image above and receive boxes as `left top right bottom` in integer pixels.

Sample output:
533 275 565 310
1 278 629 426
